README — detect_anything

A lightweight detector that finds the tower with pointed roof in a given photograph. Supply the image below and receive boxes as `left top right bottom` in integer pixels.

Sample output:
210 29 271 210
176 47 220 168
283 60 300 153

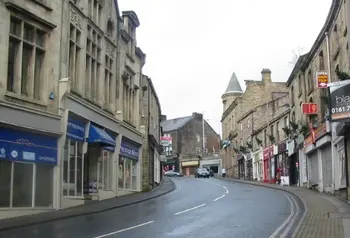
221 72 243 112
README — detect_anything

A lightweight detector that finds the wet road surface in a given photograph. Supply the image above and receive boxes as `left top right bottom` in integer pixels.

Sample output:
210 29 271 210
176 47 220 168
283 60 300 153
0 177 303 238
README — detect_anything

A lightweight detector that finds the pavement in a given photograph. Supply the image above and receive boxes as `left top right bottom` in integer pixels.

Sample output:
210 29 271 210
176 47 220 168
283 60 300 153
0 176 301 238
0 177 175 232
218 177 350 238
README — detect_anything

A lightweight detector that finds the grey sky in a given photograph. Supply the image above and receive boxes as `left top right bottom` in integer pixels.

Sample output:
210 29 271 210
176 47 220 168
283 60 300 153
118 0 332 136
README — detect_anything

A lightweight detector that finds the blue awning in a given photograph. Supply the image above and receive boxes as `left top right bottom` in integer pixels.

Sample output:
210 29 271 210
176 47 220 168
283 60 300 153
88 125 116 147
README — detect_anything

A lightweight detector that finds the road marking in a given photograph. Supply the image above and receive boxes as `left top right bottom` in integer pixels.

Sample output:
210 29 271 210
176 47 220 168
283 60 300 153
281 193 300 237
173 203 206 216
269 193 295 238
213 194 225 201
93 221 155 238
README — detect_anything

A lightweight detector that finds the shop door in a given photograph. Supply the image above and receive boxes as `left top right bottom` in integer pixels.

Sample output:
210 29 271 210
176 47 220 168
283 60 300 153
149 148 155 188
263 159 269 182
308 151 319 186
321 145 332 188
185 167 190 176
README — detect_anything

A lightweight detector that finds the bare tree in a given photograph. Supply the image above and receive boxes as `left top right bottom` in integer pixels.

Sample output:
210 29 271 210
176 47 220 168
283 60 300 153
288 46 306 67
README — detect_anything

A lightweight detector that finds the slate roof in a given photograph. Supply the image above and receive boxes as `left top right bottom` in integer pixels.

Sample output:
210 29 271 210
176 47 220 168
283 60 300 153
224 72 243 93
161 116 193 132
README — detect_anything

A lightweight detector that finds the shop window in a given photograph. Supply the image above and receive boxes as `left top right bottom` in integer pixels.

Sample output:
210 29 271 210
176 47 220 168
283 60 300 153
63 139 84 197
0 160 53 208
35 163 53 206
0 160 12 207
98 150 113 190
118 156 138 190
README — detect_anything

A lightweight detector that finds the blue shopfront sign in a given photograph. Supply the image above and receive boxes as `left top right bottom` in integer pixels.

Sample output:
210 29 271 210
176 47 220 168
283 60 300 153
120 139 139 160
0 127 58 165
67 118 85 141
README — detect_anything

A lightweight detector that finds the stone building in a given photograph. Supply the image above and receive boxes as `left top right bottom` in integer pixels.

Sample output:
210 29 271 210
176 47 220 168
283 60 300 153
0 0 65 219
220 69 288 178
235 94 289 181
161 113 220 176
0 0 153 219
140 74 162 190
286 0 349 198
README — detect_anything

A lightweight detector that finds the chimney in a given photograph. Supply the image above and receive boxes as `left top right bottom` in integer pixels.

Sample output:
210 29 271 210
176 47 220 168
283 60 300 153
161 115 167 121
261 68 272 83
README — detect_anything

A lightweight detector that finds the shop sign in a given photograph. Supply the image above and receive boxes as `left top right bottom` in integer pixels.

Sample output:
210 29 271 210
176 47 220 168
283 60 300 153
316 71 328 88
302 103 318 115
67 118 85 141
277 141 287 154
263 146 273 160
0 127 57 165
160 136 172 146
120 142 139 160
304 123 327 147
328 79 350 121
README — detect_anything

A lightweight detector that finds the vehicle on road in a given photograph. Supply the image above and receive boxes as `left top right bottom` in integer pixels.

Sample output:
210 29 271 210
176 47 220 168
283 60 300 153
164 171 183 177
195 168 210 178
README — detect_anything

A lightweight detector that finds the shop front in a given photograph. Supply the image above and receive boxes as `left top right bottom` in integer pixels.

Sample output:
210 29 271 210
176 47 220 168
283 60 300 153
181 160 199 176
237 154 245 179
62 94 121 208
62 113 118 207
0 127 58 211
246 153 253 180
118 137 141 195
252 149 263 181
304 123 331 192
274 140 289 185
263 145 273 183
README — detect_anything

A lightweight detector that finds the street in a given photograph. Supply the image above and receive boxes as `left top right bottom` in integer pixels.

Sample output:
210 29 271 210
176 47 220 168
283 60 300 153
0 178 303 238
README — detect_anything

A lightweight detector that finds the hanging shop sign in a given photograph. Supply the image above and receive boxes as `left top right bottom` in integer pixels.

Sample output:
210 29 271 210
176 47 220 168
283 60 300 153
302 103 318 115
328 79 350 121
316 71 328 88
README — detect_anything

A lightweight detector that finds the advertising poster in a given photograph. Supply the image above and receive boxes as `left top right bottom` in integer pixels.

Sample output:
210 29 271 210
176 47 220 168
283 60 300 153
328 79 350 121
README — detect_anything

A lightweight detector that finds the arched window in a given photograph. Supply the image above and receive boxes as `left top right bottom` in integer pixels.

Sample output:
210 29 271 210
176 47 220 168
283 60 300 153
107 19 114 37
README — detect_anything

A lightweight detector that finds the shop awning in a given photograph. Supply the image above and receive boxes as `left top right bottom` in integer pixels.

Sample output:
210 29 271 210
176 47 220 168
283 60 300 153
88 125 116 147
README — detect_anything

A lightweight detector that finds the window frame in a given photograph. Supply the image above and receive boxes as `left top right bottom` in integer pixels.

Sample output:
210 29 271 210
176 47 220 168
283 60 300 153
63 138 84 198
0 160 54 209
7 15 47 101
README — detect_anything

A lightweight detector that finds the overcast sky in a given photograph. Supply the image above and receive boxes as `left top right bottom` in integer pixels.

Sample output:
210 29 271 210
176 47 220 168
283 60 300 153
118 0 332 136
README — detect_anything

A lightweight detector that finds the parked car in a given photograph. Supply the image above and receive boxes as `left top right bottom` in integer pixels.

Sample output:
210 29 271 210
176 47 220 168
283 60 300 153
195 168 210 178
164 171 183 177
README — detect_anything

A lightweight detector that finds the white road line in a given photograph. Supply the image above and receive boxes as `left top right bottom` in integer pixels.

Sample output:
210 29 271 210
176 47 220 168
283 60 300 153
281 193 300 237
269 192 295 238
213 194 225 201
173 203 206 216
93 221 155 238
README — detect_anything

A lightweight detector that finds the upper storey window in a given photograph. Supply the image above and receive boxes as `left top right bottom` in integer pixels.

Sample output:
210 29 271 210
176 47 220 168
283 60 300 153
88 0 102 26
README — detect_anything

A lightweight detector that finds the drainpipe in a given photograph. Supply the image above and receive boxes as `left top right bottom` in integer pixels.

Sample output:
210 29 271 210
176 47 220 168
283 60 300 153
147 77 151 188
326 31 335 193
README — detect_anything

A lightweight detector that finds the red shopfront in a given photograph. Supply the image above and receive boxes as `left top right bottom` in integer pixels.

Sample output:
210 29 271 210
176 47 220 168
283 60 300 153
263 145 274 183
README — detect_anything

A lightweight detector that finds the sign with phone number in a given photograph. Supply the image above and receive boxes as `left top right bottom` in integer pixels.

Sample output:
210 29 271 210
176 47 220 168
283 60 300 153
331 106 350 114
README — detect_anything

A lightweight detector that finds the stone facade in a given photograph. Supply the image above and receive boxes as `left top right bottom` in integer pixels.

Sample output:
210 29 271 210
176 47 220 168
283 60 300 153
220 69 289 177
237 94 290 151
161 113 220 174
140 74 162 190
0 0 63 114
0 0 164 219
286 0 350 196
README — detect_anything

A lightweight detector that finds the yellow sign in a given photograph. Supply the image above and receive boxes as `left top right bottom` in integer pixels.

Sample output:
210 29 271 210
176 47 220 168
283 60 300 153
317 71 328 88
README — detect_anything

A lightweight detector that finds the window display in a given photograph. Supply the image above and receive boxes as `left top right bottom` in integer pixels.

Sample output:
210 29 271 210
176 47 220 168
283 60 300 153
98 150 113 190
0 160 54 208
118 156 138 190
63 139 84 197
